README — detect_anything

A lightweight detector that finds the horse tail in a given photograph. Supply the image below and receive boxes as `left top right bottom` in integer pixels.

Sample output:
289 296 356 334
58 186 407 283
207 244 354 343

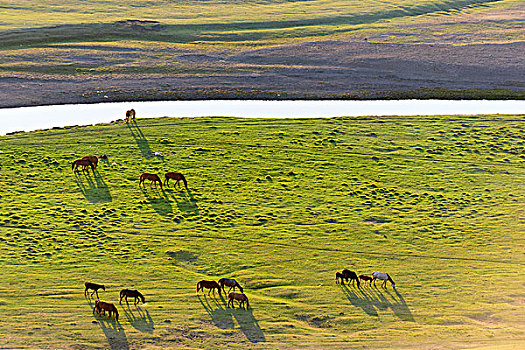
139 174 144 186
181 174 188 188
72 161 76 171
245 296 250 309
139 292 145 303
196 282 201 294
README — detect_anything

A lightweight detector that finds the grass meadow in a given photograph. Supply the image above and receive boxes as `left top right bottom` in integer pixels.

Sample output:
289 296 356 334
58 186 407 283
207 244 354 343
0 115 523 349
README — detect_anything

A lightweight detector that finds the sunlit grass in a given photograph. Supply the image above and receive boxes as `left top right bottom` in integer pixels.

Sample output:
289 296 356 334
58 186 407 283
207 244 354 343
0 115 523 348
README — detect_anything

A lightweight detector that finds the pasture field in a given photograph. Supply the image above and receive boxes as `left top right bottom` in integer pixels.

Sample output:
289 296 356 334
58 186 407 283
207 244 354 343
0 115 523 349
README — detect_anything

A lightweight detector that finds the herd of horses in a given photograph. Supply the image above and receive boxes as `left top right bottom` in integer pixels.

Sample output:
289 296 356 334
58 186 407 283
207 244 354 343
77 110 397 322
85 282 146 321
335 269 396 289
196 278 249 309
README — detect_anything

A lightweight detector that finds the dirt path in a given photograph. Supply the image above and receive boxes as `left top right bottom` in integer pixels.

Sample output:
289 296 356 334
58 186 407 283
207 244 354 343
0 40 523 108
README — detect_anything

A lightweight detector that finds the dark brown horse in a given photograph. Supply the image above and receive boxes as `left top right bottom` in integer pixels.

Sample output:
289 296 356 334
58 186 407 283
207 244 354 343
164 172 188 189
218 278 243 294
342 269 360 287
84 282 105 298
125 109 136 122
359 274 373 286
196 280 222 296
93 300 119 321
139 173 163 189
228 292 249 309
335 272 345 285
72 159 94 172
81 155 99 169
119 289 145 305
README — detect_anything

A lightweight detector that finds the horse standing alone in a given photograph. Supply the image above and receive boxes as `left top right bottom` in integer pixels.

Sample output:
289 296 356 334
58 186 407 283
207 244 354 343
125 109 136 122
139 173 163 189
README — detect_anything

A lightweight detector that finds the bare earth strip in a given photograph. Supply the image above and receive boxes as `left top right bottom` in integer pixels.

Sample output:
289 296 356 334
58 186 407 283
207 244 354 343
0 40 524 108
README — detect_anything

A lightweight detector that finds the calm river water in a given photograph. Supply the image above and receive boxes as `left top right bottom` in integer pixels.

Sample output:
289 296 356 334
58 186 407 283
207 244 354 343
0 100 523 135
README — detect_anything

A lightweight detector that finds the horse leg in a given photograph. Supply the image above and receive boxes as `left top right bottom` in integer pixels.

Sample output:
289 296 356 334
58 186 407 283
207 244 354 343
96 290 99 299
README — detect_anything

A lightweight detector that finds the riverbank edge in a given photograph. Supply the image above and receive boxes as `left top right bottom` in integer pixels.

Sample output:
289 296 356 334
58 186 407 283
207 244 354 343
1 87 524 109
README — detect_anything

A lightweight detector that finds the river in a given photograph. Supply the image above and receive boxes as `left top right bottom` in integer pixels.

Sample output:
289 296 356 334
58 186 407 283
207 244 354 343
0 100 523 135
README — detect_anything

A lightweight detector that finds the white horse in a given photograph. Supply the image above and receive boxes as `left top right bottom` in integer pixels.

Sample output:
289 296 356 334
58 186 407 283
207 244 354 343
372 272 395 288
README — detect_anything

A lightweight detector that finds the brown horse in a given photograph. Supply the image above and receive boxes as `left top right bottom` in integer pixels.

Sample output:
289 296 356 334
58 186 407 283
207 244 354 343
342 269 360 287
85 282 105 299
125 109 136 122
228 292 249 309
359 274 373 286
164 172 188 189
93 300 119 321
196 280 222 296
139 173 163 189
72 159 94 172
335 272 346 285
119 289 145 305
218 278 243 294
81 155 99 169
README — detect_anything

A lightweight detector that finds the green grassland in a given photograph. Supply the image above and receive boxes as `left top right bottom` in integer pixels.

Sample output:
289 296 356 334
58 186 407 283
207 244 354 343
0 115 523 349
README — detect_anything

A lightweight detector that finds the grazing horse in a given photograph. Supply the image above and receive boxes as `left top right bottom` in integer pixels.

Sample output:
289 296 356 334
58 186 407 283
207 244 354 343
81 155 99 169
164 172 188 189
218 278 243 294
359 274 373 286
139 173 163 189
84 282 105 299
335 272 346 285
125 109 136 122
72 159 94 172
228 292 249 309
119 289 145 305
372 272 396 289
93 300 119 321
196 280 222 296
342 269 360 287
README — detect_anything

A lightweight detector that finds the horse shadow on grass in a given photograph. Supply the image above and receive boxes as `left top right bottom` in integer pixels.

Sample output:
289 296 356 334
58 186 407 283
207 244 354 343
198 294 235 329
340 285 415 322
198 294 265 343
122 304 154 334
167 188 199 216
230 305 265 343
127 119 153 158
87 300 129 350
74 170 112 203
140 187 173 216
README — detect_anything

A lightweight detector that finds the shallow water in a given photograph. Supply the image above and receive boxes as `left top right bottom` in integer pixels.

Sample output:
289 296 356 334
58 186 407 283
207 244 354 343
0 99 523 135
